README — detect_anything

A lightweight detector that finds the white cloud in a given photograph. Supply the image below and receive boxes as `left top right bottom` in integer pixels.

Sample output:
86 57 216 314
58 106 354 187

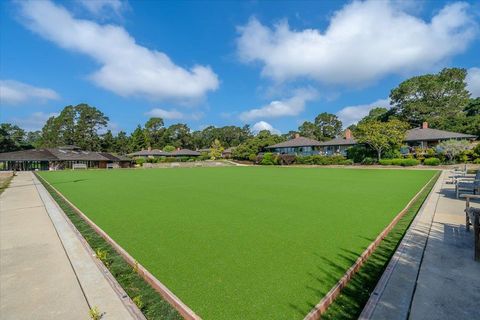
11 112 58 131
336 98 390 127
251 121 281 134
77 0 125 17
239 88 317 121
0 80 59 105
18 0 219 102
237 1 477 85
466 67 480 98
145 108 203 121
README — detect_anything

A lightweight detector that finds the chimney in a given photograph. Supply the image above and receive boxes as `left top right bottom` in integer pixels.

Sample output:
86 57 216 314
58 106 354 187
345 129 352 140
294 133 300 139
148 146 152 151
177 147 181 151
422 122 428 129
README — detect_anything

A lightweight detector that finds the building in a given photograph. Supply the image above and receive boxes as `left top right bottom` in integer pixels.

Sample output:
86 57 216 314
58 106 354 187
318 129 356 156
265 134 323 156
404 122 476 148
129 147 200 158
265 123 477 157
222 147 235 158
0 146 132 171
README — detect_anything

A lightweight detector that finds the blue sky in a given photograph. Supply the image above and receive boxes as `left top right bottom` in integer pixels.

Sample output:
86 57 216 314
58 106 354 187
1 0 479 134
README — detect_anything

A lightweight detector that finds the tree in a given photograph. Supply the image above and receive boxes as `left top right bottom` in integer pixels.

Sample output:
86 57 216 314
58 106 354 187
74 104 109 150
298 121 318 139
357 107 389 126
209 139 224 160
389 68 470 129
100 130 115 152
129 125 147 152
464 98 480 117
355 119 409 161
437 139 471 162
163 145 175 152
314 112 342 141
25 131 42 148
114 131 130 154
162 124 192 148
39 116 61 147
144 117 164 148
0 123 31 152
232 130 285 160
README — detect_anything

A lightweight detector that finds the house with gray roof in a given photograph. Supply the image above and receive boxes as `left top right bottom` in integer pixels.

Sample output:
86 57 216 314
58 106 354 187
265 134 323 156
404 122 476 148
129 147 200 158
0 146 132 171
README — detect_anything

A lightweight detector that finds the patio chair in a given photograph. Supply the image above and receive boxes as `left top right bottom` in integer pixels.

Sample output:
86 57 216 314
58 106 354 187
460 194 480 261
455 171 480 198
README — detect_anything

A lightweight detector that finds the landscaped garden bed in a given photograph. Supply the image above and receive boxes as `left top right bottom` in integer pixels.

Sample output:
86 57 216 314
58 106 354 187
38 167 437 319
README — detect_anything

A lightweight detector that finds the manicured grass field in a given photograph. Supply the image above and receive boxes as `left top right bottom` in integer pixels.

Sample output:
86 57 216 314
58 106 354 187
39 167 436 319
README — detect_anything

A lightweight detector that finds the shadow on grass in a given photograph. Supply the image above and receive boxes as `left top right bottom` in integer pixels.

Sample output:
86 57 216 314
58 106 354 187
292 172 439 320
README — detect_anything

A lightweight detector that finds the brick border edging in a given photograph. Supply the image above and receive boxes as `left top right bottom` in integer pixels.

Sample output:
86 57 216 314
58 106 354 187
303 172 440 320
35 173 202 320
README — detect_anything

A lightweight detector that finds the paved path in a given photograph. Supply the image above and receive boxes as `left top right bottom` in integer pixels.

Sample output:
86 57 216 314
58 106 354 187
360 170 480 320
0 172 138 319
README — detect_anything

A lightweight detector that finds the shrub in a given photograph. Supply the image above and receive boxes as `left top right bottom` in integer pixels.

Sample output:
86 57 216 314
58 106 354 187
340 159 354 165
401 158 420 166
133 296 144 310
135 158 145 166
423 157 441 166
379 159 393 165
361 157 376 165
295 155 349 165
346 145 376 163
248 154 257 162
277 154 296 165
260 153 276 165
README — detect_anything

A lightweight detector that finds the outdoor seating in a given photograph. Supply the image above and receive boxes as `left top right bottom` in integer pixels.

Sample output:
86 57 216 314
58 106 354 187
455 171 480 198
461 194 480 261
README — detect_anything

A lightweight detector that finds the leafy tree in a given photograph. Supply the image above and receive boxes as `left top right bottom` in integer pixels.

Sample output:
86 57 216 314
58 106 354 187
25 131 42 148
298 121 319 139
389 68 470 129
144 117 165 148
357 107 389 126
464 98 480 117
40 116 61 147
129 125 147 152
114 131 130 154
163 145 175 152
437 139 471 162
209 139 224 160
162 123 192 148
232 130 284 160
314 112 342 141
100 130 115 152
74 104 109 150
0 123 32 152
355 119 409 161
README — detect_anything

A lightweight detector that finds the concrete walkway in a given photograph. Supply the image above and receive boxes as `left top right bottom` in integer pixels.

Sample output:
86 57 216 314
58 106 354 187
360 170 480 320
0 172 139 319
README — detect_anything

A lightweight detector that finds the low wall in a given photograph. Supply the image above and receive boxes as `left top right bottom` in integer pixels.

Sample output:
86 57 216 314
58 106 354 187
142 161 232 168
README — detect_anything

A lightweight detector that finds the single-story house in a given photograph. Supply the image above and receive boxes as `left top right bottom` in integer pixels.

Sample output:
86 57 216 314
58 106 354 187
0 145 132 171
222 147 235 158
265 134 323 156
130 147 200 158
318 129 357 156
266 123 477 156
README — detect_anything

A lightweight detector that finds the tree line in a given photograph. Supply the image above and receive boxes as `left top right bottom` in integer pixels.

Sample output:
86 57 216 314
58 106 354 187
1 68 478 156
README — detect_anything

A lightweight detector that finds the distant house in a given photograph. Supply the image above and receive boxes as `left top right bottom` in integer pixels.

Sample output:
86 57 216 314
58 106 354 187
130 147 200 158
0 146 132 171
318 129 356 156
222 147 235 158
265 134 322 156
404 122 476 148
318 122 476 156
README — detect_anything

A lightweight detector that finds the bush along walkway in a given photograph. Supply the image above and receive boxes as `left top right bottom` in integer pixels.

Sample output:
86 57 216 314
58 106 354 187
35 173 182 320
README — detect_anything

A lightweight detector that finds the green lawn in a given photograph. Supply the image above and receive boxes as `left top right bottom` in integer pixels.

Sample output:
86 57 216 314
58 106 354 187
39 167 436 320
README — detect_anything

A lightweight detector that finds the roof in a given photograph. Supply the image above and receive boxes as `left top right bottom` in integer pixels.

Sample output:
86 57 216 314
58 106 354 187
223 147 235 153
0 149 57 161
170 149 201 156
405 127 476 142
318 137 357 146
197 148 211 153
266 136 322 149
129 149 167 157
0 148 131 162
